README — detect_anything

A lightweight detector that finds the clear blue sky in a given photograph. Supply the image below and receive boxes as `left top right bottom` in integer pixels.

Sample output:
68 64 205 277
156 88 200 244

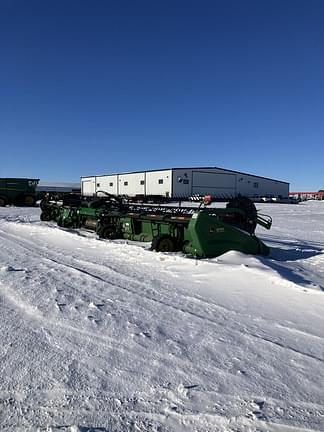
0 0 323 191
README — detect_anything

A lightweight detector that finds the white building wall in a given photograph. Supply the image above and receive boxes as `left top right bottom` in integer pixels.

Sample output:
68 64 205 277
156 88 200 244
172 168 288 198
96 175 118 195
196 171 236 196
235 174 289 197
192 171 236 196
172 168 237 196
145 170 172 196
81 177 96 196
81 168 289 199
118 172 146 196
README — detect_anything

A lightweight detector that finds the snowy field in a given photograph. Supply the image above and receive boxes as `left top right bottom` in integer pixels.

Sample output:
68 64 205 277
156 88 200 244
0 201 324 432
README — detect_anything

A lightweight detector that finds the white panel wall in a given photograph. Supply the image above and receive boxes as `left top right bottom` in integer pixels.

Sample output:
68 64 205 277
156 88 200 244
145 170 172 196
95 175 118 195
81 177 96 196
172 169 288 198
236 174 289 198
172 168 237 197
82 169 289 199
192 171 236 196
118 172 146 196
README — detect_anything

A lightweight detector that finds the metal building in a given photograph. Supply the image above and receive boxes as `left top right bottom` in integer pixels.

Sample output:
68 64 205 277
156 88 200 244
81 167 289 199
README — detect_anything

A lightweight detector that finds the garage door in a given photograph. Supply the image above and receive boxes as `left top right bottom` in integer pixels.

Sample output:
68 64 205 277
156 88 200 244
192 171 236 196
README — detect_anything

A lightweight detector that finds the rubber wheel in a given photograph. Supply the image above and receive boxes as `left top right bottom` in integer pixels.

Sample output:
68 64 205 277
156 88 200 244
226 196 257 233
40 212 51 221
57 217 64 227
151 235 176 252
23 195 36 206
97 223 117 239
227 196 257 215
0 197 7 207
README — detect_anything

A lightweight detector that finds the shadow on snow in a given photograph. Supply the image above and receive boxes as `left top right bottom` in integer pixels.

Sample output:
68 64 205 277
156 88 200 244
258 237 324 291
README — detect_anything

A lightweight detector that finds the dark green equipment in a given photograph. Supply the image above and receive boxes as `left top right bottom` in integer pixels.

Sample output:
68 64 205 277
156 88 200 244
0 178 39 206
40 194 272 259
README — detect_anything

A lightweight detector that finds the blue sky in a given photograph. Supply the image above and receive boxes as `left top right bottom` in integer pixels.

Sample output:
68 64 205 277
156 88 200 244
0 0 323 191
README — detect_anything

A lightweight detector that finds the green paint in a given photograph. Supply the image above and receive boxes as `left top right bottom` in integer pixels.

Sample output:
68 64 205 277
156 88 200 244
40 195 271 259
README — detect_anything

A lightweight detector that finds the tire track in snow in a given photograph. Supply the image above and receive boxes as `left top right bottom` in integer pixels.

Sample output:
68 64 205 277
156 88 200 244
0 225 244 323
0 279 136 357
1 216 324 430
1 225 323 366
2 385 323 432
1 226 248 389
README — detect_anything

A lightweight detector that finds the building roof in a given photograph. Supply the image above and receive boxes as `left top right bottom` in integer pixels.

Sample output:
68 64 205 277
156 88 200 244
81 166 289 185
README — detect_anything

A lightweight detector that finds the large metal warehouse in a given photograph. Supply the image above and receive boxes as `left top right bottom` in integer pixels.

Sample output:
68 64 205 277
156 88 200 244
81 167 289 199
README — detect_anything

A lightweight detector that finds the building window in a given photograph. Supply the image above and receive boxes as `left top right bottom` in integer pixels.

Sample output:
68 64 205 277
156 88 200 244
140 180 145 185
253 182 259 188
124 181 128 186
158 179 163 184
109 182 113 187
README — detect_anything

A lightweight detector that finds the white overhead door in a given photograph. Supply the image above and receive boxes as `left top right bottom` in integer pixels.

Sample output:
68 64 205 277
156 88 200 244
192 171 236 196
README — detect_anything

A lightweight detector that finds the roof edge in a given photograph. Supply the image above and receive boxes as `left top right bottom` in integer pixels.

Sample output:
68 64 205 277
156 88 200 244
80 166 289 185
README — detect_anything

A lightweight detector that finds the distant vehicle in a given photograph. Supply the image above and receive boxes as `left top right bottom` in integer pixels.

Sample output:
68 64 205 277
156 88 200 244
261 196 273 202
0 178 39 206
250 194 298 204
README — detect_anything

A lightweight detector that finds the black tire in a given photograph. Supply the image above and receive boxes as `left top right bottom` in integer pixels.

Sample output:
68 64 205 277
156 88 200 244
226 196 257 233
227 196 256 214
40 212 51 221
23 195 36 206
57 217 63 227
151 235 176 252
97 223 117 239
0 196 7 207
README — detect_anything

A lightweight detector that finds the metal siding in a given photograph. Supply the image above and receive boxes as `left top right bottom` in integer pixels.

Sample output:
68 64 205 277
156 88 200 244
236 175 289 197
81 167 289 198
172 169 237 197
192 171 236 196
169 166 289 185
81 178 96 196
118 173 146 196
95 175 118 195
171 169 192 196
145 170 172 196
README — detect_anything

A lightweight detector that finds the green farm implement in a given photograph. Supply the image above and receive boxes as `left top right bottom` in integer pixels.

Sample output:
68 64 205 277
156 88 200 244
40 194 272 258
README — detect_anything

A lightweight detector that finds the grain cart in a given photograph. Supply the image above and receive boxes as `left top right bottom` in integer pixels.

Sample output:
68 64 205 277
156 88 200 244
40 194 272 258
0 178 39 206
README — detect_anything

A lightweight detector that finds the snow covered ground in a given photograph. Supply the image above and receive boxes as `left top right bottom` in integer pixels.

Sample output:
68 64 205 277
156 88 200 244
0 201 323 432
